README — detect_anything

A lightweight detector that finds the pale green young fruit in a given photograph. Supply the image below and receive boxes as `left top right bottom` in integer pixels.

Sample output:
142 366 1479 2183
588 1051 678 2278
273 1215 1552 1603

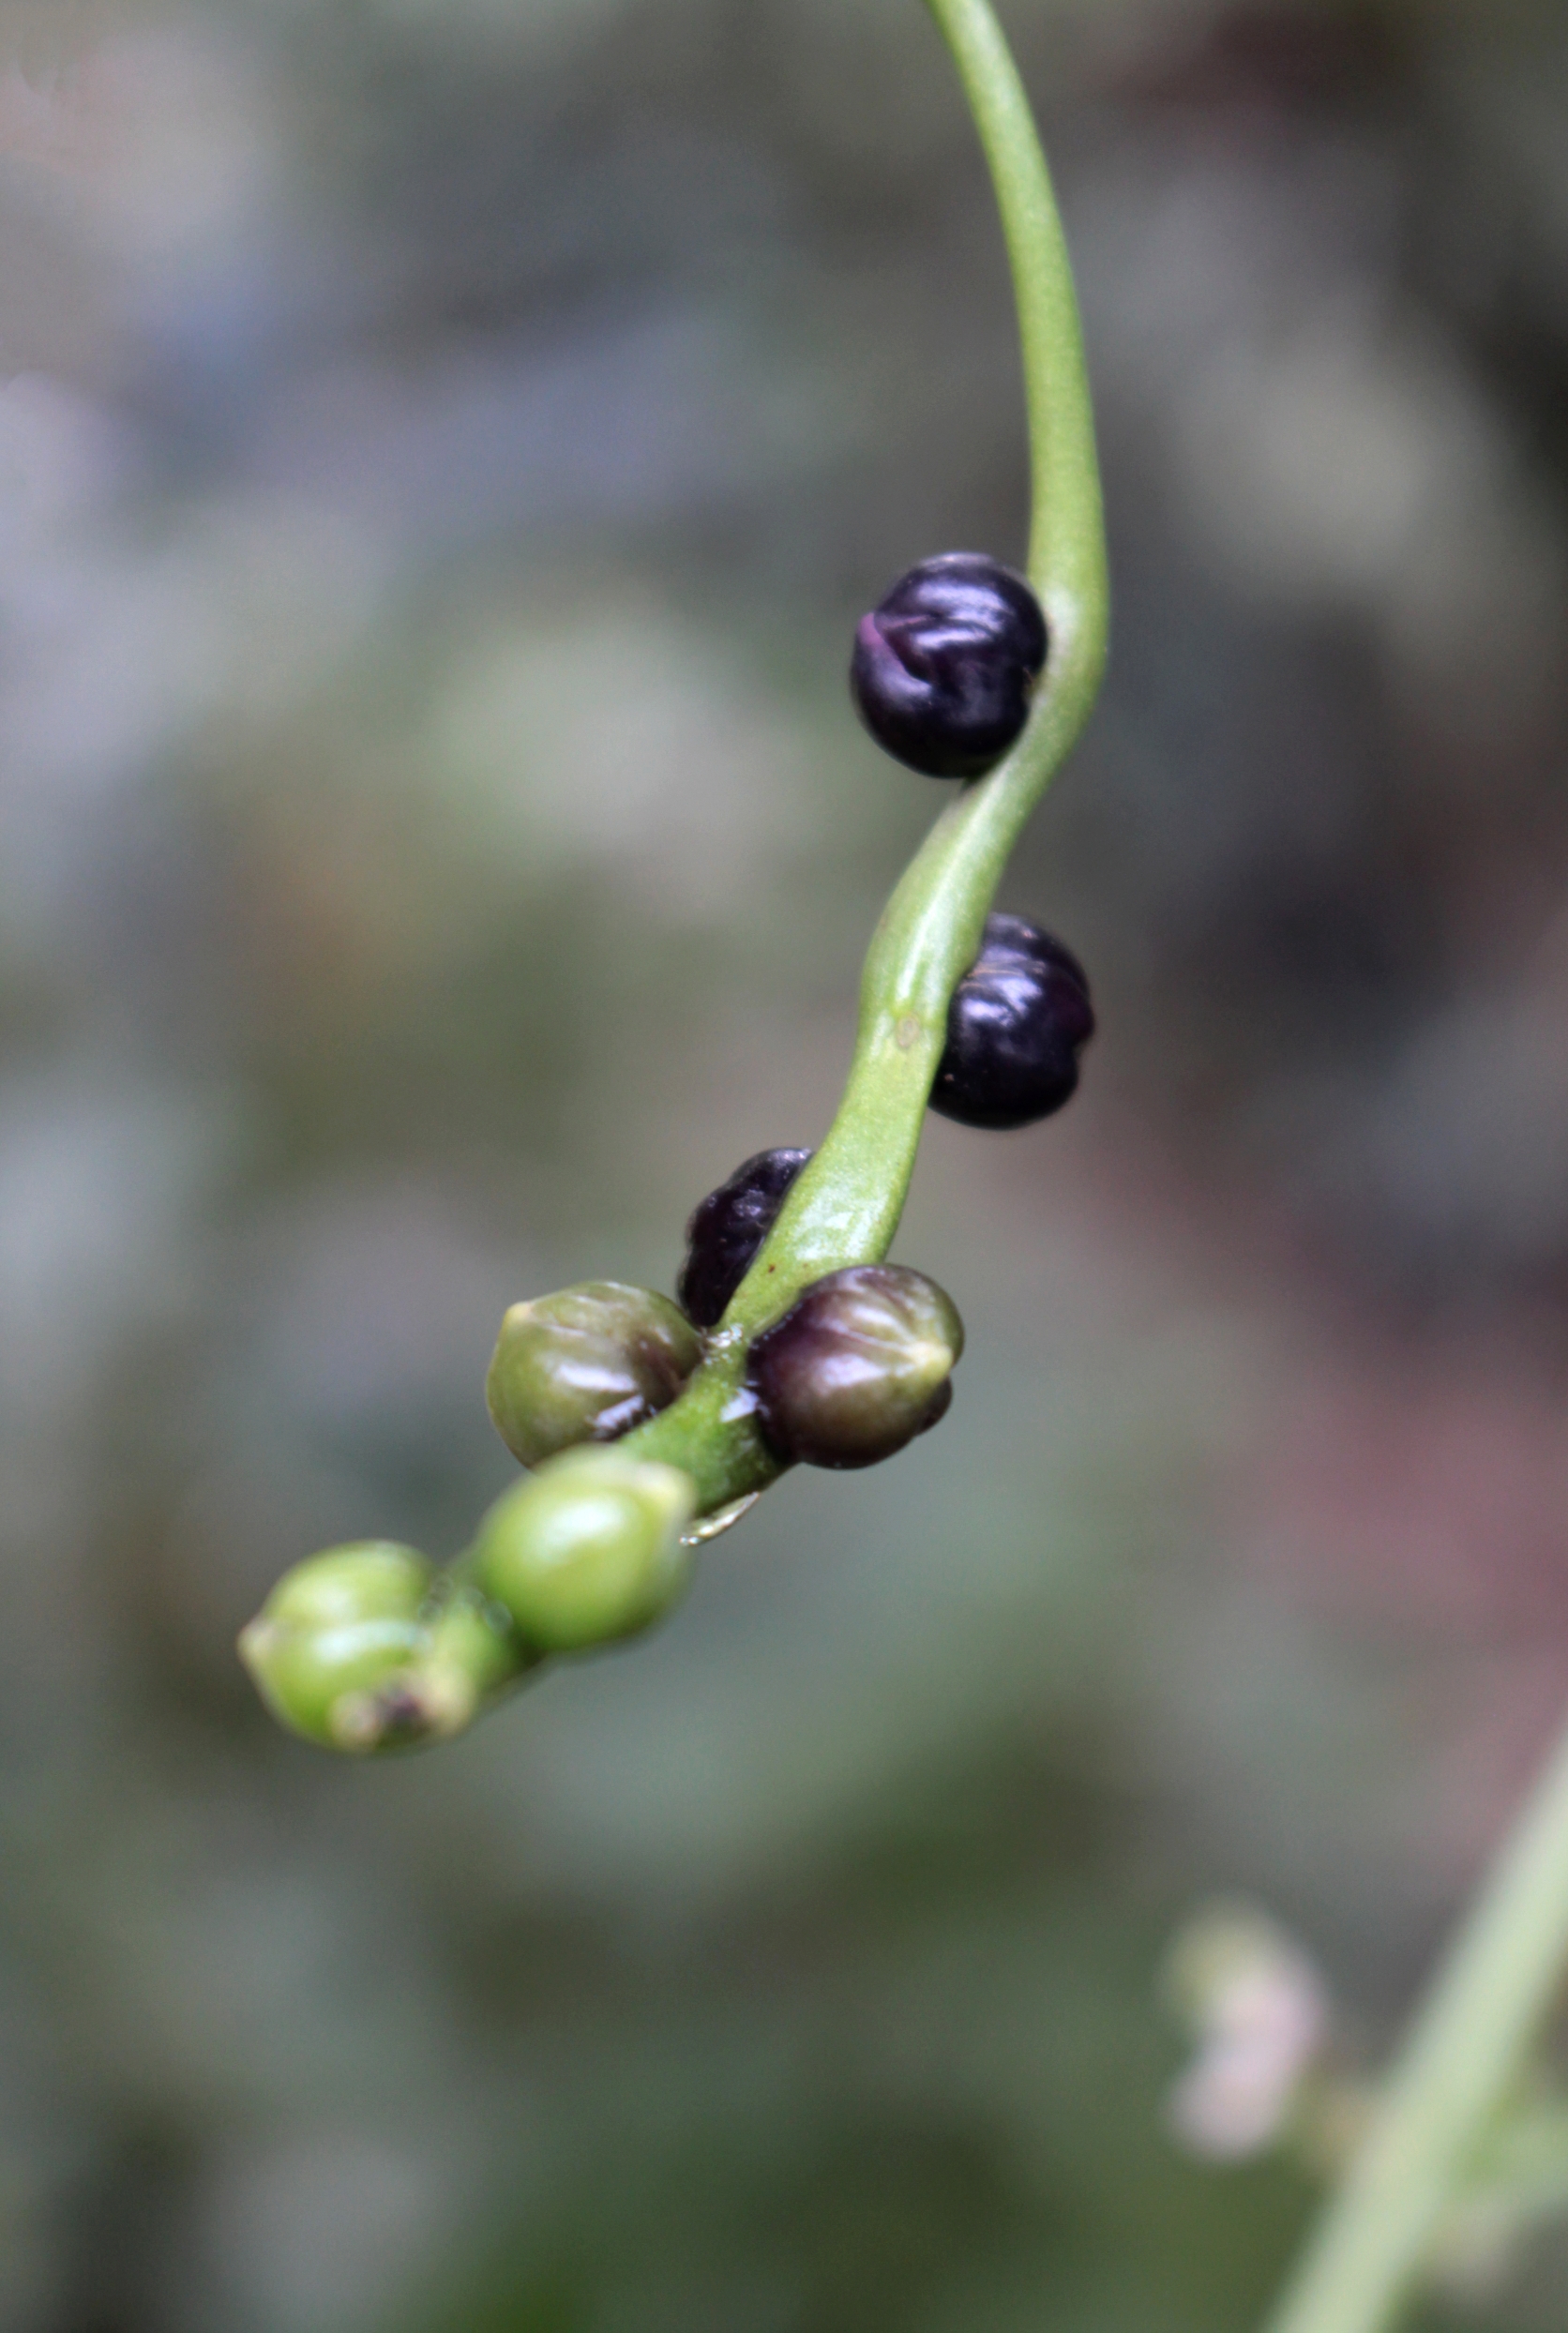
472 1450 697 1652
332 1582 541 1749
238 1542 433 1751
486 1282 702 1468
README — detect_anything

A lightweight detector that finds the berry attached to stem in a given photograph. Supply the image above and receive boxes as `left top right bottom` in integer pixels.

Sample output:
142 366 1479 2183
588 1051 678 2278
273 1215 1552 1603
929 911 1093 1130
677 1148 813 1330
851 552 1048 778
238 1542 435 1751
487 1282 701 1468
473 1447 696 1652
746 1264 964 1469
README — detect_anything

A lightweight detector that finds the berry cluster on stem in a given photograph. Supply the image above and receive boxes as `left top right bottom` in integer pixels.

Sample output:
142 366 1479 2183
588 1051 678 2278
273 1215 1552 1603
240 0 1108 1760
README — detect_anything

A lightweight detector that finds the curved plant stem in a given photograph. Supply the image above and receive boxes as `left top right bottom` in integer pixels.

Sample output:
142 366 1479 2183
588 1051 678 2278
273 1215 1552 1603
241 0 1108 1739
1262 1713 1568 2333
627 0 1108 1513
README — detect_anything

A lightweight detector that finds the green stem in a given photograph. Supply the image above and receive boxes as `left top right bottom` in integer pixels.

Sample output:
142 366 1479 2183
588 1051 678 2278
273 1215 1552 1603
1262 1712 1568 2333
626 0 1108 1513
240 0 1108 1748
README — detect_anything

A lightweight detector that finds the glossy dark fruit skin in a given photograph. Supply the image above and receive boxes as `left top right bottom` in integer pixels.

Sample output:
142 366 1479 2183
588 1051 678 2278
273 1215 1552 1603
678 1147 813 1329
487 1283 702 1468
930 912 1094 1131
746 1264 964 1470
851 552 1048 778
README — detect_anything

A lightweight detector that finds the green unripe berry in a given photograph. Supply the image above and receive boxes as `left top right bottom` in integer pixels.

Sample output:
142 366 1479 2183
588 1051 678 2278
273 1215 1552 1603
486 1282 702 1468
238 1542 434 1751
472 1450 697 1652
329 1581 538 1753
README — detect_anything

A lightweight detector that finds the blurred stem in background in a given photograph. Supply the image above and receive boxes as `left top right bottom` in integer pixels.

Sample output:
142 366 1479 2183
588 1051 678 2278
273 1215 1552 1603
1262 1716 1568 2333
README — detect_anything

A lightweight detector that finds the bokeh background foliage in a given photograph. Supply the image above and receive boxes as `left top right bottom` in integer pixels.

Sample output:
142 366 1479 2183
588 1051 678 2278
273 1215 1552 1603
3 0 1568 2325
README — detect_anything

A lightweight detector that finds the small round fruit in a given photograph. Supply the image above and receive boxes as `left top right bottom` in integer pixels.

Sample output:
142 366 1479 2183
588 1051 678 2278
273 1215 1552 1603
930 913 1093 1131
851 552 1048 778
473 1449 697 1652
746 1265 964 1469
677 1147 813 1330
487 1282 701 1468
237 1542 433 1750
331 1587 540 1756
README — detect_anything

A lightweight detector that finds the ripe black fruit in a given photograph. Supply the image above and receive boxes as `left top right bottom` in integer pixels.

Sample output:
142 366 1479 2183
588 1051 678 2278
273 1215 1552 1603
678 1147 813 1329
851 552 1048 778
930 912 1093 1131
746 1264 963 1470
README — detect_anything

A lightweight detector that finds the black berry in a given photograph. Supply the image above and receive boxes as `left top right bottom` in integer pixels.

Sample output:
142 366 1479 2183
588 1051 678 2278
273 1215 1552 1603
930 912 1093 1131
678 1147 813 1329
746 1264 963 1470
851 552 1048 778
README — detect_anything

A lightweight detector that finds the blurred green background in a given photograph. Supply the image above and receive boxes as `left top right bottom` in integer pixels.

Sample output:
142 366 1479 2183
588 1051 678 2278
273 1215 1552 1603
4 0 1568 2325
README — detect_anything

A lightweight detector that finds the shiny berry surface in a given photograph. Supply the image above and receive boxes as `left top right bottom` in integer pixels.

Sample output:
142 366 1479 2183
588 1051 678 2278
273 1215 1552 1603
237 1542 433 1750
473 1450 695 1652
746 1264 964 1470
677 1147 813 1329
851 552 1048 778
487 1282 701 1468
930 912 1094 1131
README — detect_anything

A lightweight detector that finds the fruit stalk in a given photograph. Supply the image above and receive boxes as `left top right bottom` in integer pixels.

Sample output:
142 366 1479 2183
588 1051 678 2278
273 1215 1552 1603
238 0 1109 1743
622 0 1108 1507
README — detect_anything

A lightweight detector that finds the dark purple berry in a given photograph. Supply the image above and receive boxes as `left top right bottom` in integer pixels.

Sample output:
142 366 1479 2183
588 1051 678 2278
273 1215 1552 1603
851 552 1048 779
930 912 1094 1131
678 1147 814 1329
746 1265 964 1470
